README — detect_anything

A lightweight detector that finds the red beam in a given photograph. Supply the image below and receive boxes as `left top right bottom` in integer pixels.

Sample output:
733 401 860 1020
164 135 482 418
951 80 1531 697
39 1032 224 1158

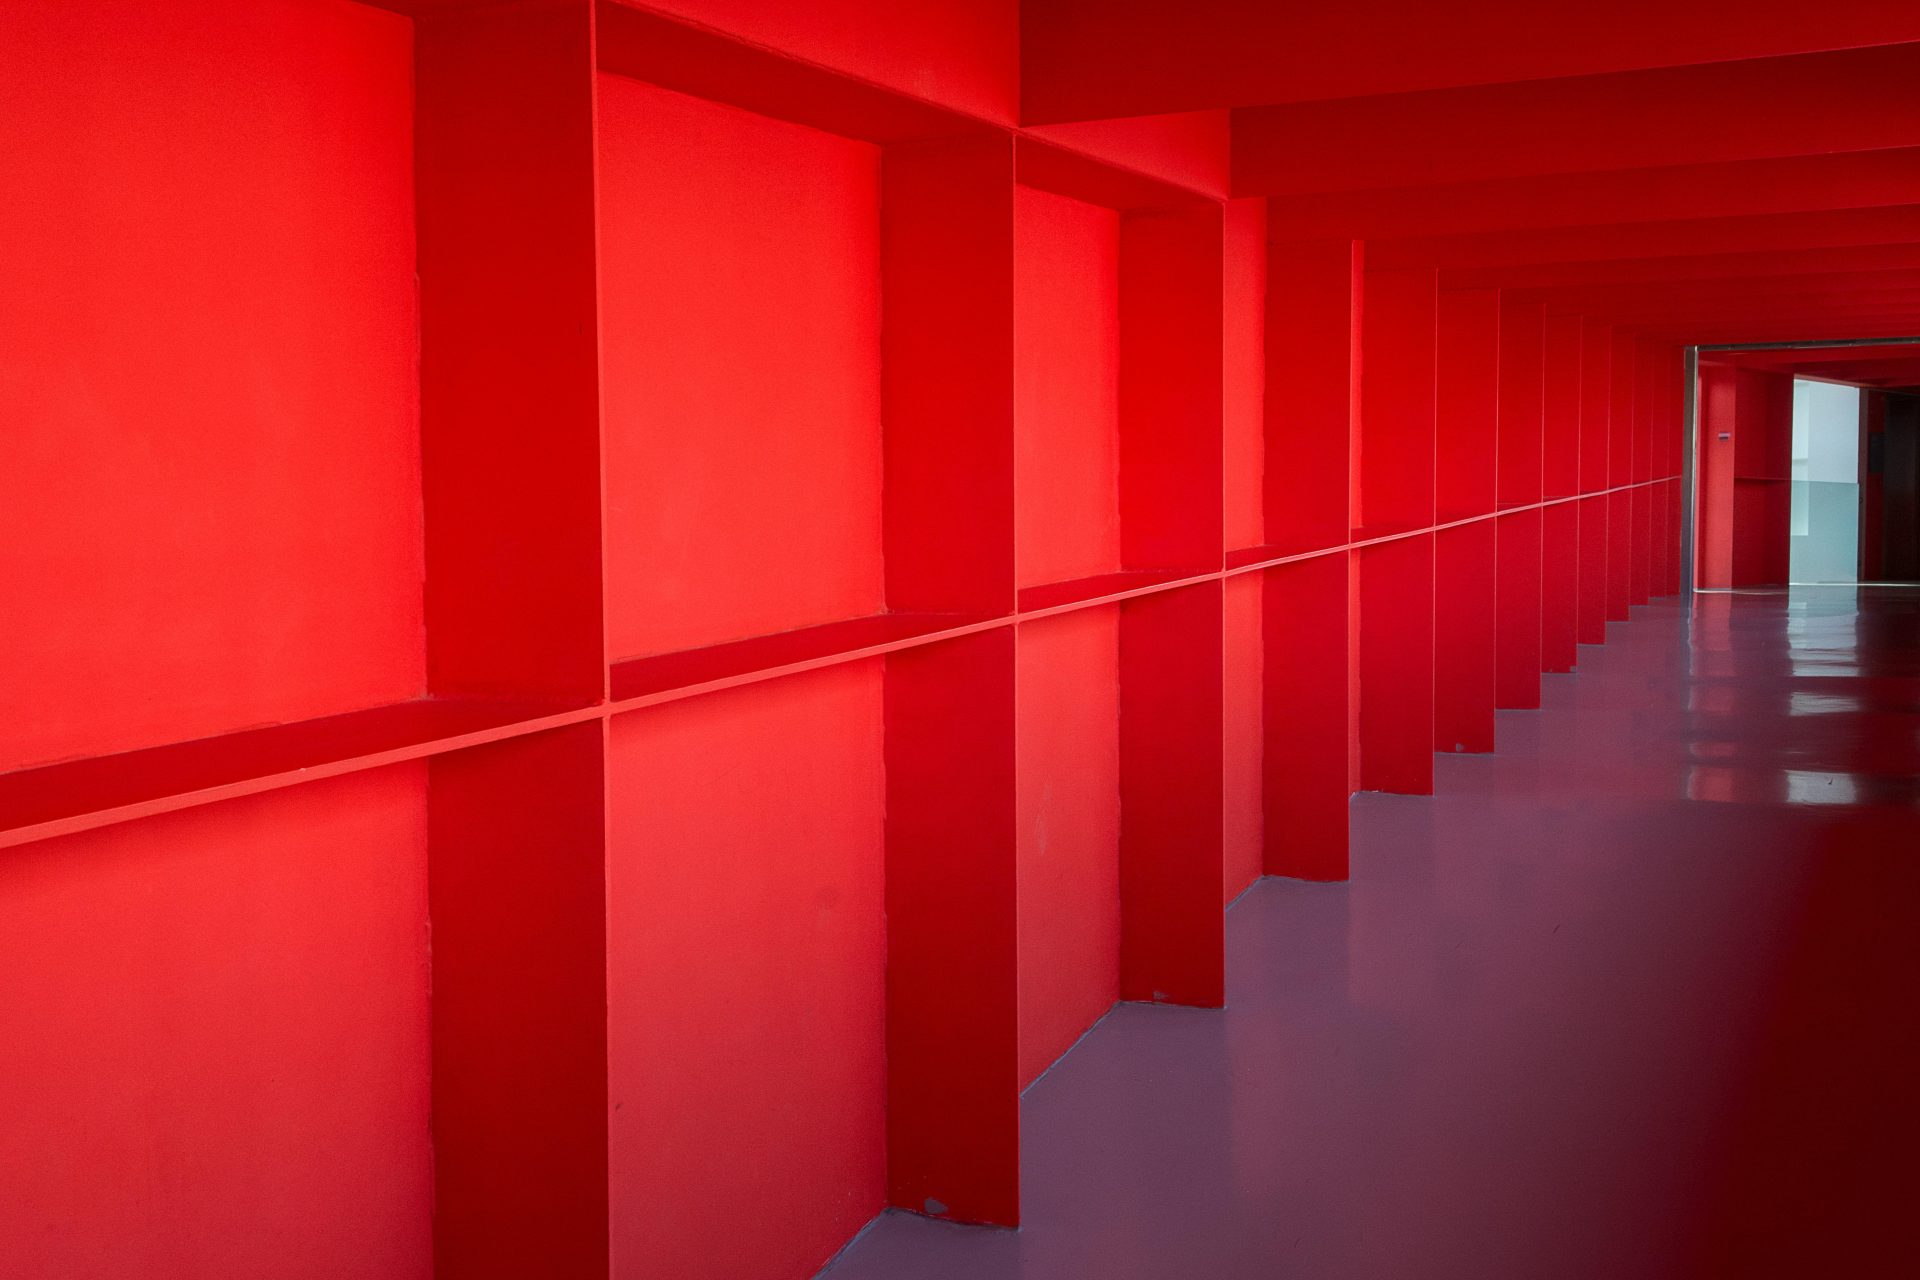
1233 44 1920 195
1021 0 1920 121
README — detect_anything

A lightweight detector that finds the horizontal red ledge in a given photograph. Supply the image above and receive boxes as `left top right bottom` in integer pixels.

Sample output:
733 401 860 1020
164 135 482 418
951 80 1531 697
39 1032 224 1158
609 611 991 703
0 696 591 850
1349 520 1434 545
1015 137 1215 213
1225 537 1348 570
1015 568 1202 612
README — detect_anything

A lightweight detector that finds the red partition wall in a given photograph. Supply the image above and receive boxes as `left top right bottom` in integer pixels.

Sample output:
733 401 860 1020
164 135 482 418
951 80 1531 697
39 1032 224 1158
1010 150 1228 1083
1016 609 1122 1088
1544 316 1585 503
607 675 887 1278
1263 240 1362 556
593 30 1023 1264
1434 289 1501 752
1114 197 1229 1011
1732 369 1797 586
1356 268 1439 792
1262 556 1354 878
1697 362 1740 588
1541 315 1584 673
1577 495 1613 642
1016 184 1124 587
1113 199 1228 1005
1496 299 1547 708
4 4 1708 1275
430 725 609 1280
1437 289 1501 523
1357 536 1437 793
1119 582 1227 1007
3 1 422 773
1435 522 1499 753
1665 362 1687 594
1359 269 1441 534
599 75 888 654
418 6 610 710
1607 330 1640 619
2 5 611 1277
1224 572 1266 901
0 771 434 1280
1494 508 1545 708
1696 360 1795 588
1629 341 1658 604
1255 237 1362 877
1578 321 1615 643
884 631 1020 1228
1541 504 1581 673
1222 199 1268 904
1651 346 1683 593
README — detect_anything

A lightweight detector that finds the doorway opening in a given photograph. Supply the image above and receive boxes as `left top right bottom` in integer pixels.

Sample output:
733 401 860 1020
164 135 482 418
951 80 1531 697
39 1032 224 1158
1689 340 1920 590
1788 379 1860 584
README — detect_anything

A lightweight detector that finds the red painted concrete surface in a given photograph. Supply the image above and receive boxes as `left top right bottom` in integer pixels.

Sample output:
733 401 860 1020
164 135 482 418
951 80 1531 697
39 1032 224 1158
7 1 1920 1276
826 588 1920 1278
0 769 434 1280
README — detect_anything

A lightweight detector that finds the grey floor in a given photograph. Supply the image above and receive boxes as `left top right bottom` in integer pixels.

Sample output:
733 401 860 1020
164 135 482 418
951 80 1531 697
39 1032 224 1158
823 590 1920 1279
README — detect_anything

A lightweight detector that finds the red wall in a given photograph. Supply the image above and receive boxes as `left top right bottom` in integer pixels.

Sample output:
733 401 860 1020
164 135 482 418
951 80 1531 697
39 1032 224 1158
1224 199 1270 549
598 74 884 656
1223 574 1266 902
1008 183 1129 1089
2 3 1726 1274
0 0 424 771
1222 199 1268 903
1697 363 1795 587
607 666 887 1279
1015 185 1124 587
0 768 432 1279
1015 611 1123 1086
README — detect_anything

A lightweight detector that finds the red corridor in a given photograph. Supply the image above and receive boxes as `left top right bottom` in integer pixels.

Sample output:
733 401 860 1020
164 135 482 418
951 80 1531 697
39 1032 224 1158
3 2 1919 1278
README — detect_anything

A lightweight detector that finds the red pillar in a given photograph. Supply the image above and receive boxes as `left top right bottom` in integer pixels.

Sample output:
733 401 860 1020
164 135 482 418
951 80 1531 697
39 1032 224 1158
1357 267 1438 794
1541 314 1584 672
1434 288 1500 753
1496 299 1545 708
1263 238 1361 876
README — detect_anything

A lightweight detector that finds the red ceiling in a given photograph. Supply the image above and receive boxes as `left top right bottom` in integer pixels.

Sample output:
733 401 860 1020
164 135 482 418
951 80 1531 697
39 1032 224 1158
621 0 1920 352
1016 0 1920 351
1021 0 1920 120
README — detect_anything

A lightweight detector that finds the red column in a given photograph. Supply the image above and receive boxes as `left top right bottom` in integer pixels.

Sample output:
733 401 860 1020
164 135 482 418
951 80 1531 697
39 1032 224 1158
1357 268 1438 794
1263 238 1361 877
1541 314 1584 672
1496 299 1545 708
1577 320 1613 642
1607 330 1638 619
1434 288 1500 752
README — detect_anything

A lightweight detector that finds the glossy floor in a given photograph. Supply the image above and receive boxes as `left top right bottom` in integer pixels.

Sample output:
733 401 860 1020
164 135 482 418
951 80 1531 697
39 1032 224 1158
826 587 1920 1279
